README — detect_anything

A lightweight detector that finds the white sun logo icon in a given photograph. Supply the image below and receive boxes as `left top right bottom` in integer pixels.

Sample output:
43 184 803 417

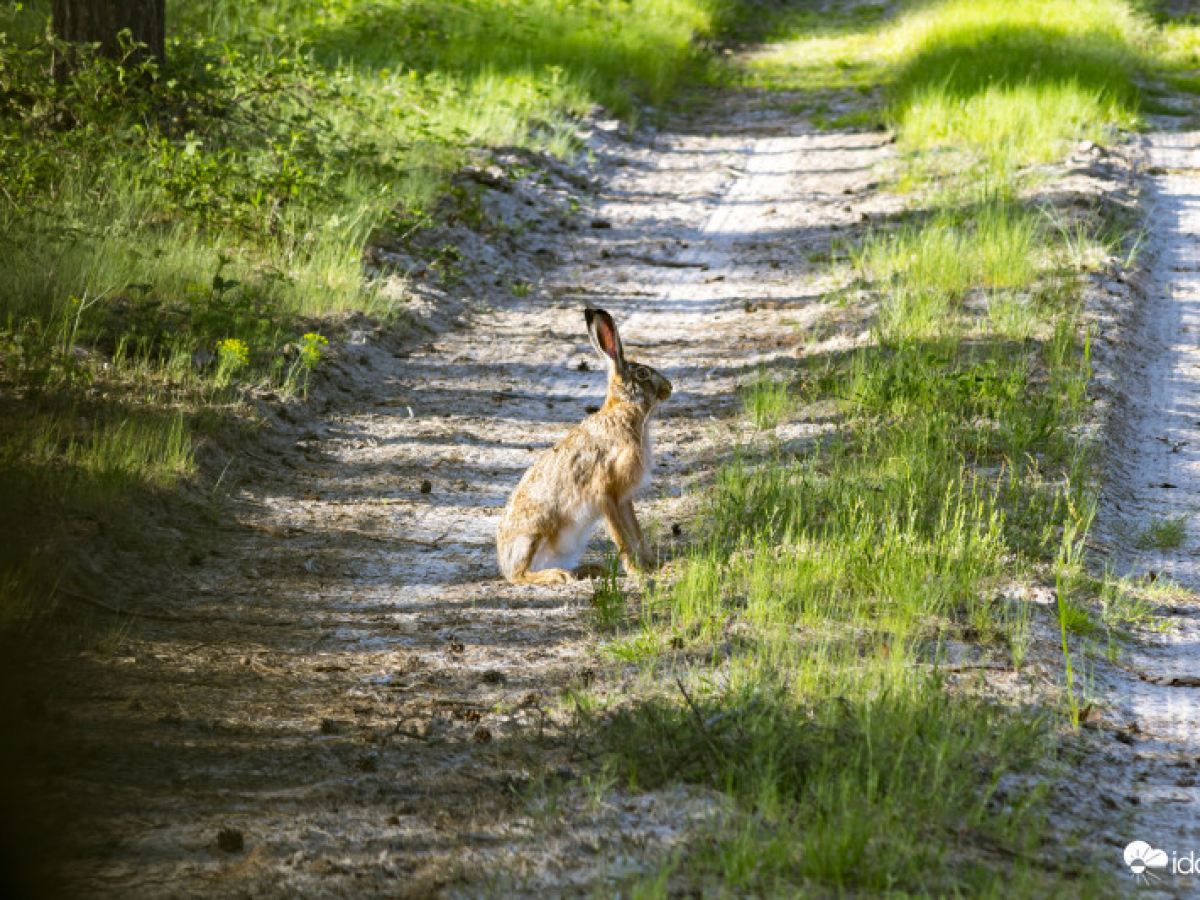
1125 841 1169 884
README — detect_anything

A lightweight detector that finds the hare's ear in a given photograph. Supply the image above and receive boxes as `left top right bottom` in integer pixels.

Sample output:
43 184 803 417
585 307 625 370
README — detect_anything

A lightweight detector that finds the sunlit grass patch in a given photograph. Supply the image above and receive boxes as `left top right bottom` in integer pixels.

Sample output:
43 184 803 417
888 0 1148 167
1154 16 1200 100
1096 574 1175 635
193 0 725 118
593 369 1099 891
846 193 1050 341
739 27 886 95
738 0 1149 173
0 0 730 362
896 80 1133 179
591 304 1099 889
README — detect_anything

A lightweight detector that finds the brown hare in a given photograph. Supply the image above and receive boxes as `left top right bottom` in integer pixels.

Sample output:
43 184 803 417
496 308 672 584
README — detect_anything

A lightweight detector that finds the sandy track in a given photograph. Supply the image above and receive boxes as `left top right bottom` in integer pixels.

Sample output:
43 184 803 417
1094 131 1200 898
8 94 894 898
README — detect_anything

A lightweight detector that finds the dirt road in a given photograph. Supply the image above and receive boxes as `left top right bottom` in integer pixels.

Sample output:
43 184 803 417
6 74 1199 900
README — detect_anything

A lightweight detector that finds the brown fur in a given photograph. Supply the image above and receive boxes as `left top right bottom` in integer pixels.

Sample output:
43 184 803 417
496 309 671 584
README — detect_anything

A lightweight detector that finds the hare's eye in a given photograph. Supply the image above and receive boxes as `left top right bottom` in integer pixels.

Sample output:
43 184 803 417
634 367 650 382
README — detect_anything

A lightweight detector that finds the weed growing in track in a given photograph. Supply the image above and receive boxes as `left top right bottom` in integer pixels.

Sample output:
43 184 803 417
1134 515 1189 550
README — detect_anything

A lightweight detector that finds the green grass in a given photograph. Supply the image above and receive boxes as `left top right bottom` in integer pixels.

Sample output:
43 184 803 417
1 0 729 331
0 0 729 377
847 191 1050 341
608 682 1067 896
1149 10 1200 114
588 295 1109 892
888 0 1148 171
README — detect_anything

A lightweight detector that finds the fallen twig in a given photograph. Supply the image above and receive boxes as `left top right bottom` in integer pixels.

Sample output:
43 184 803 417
53 587 297 627
617 254 708 269
399 528 454 548
675 675 725 765
54 587 195 623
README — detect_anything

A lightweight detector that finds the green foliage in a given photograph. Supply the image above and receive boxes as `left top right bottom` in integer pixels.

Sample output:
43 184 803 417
1158 16 1200 111
593 273 1102 892
738 0 1149 172
603 676 1065 896
889 0 1148 169
190 0 727 116
298 332 329 370
590 553 627 631
852 196 1044 290
215 337 250 381
0 0 730 378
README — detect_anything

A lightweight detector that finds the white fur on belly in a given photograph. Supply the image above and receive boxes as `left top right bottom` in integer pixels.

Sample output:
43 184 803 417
531 503 600 572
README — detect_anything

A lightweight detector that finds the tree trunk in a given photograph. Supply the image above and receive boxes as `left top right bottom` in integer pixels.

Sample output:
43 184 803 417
51 0 165 66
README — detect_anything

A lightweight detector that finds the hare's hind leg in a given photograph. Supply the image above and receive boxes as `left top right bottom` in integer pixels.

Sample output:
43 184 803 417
501 532 576 585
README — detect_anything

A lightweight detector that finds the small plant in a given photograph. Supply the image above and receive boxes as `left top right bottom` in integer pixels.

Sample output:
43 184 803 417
1058 593 1098 637
604 632 660 662
743 369 792 430
1098 577 1158 633
284 331 331 397
299 332 328 371
1055 511 1094 731
590 553 626 631
1133 515 1188 550
215 337 250 380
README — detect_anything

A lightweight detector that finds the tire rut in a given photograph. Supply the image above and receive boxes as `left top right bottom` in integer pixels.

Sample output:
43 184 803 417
1095 130 1200 897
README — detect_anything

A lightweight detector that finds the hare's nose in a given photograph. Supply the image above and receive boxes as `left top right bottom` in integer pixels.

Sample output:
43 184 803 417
659 380 673 400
